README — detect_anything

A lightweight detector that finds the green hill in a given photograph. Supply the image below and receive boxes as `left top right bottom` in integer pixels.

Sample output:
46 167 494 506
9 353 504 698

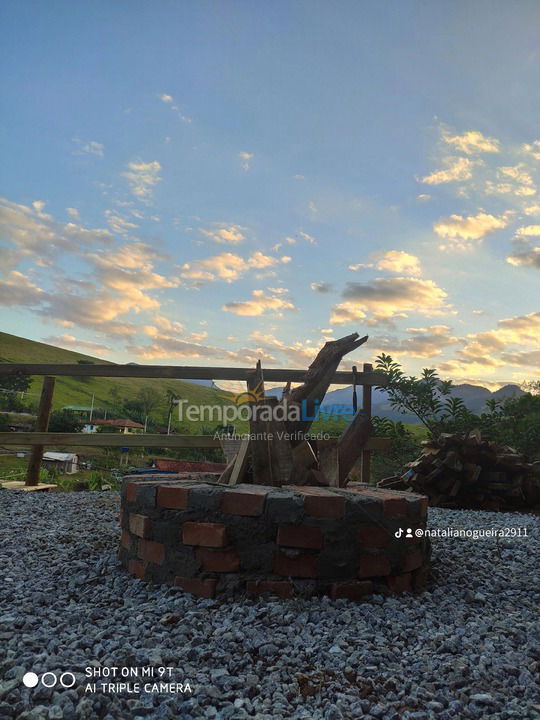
0 331 237 432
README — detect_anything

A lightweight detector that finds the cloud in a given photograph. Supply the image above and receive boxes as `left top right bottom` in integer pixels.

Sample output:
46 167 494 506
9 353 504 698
524 204 540 216
66 207 80 220
330 277 449 325
159 93 191 123
310 282 333 293
298 231 316 245
498 165 534 186
249 330 316 366
72 139 104 157
104 210 138 234
238 151 253 171
181 251 290 285
421 157 474 185
507 246 540 269
515 225 540 237
521 140 540 160
42 334 111 354
434 212 509 251
373 325 461 358
223 289 296 316
0 271 46 307
417 194 431 202
440 311 540 377
0 197 112 264
122 160 162 202
375 250 421 276
348 262 374 271
442 130 500 154
500 350 540 368
199 224 246 245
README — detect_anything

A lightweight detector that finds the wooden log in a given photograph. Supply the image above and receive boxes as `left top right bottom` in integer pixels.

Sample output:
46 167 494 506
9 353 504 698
0 362 387 385
218 457 236 484
288 440 319 486
318 441 340 487
286 333 368 442
247 361 273 486
338 412 374 486
264 397 294 486
361 362 373 483
229 437 251 485
26 376 55 486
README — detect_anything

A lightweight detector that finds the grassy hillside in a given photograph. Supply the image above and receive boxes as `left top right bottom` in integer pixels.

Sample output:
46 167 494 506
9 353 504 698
0 332 239 432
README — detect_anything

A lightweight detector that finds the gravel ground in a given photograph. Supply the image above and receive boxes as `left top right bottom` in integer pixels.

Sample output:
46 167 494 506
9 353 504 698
0 490 538 720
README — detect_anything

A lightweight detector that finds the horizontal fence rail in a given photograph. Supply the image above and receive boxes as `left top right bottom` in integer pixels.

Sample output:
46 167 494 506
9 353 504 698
0 363 387 386
0 432 390 451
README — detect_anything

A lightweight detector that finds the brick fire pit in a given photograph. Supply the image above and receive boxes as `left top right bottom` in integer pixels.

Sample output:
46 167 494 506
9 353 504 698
119 475 431 601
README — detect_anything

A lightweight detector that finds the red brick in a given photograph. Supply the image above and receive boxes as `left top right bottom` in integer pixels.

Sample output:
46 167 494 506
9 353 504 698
386 572 412 593
125 482 138 502
381 495 408 518
292 487 346 518
412 565 430 591
331 581 373 601
246 580 294 599
277 524 323 550
403 547 424 572
129 513 152 538
128 559 147 579
221 486 268 516
174 576 216 599
196 548 240 572
120 529 132 550
357 554 391 578
273 551 318 578
157 484 190 510
182 522 227 547
357 525 391 548
138 538 165 565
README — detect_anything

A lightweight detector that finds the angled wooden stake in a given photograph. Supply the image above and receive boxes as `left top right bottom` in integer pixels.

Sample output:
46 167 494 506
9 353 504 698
26 375 55 486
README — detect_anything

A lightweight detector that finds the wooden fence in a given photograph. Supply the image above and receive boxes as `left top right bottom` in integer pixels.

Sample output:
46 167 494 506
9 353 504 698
0 362 388 486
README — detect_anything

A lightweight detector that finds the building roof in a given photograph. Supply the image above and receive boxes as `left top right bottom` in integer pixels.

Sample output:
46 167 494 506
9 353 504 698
92 418 144 429
43 452 78 462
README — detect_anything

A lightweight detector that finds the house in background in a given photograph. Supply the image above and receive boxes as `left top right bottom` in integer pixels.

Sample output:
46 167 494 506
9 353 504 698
42 452 79 474
84 418 144 434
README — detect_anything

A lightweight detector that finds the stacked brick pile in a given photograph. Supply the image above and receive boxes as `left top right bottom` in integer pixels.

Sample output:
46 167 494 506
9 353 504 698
119 474 431 601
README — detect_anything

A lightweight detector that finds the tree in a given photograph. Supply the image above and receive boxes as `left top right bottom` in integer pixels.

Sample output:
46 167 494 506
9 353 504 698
375 353 474 437
48 410 84 433
137 387 164 417
0 371 31 394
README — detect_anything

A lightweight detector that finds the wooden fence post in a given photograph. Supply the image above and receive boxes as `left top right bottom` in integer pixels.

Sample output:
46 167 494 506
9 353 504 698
361 362 373 484
26 376 55 486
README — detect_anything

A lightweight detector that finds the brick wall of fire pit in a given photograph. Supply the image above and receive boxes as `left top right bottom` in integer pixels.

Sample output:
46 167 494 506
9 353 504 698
118 475 431 601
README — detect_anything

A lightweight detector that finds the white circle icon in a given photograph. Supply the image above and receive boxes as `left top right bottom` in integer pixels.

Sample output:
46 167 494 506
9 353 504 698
22 672 39 688
41 672 58 688
60 672 76 688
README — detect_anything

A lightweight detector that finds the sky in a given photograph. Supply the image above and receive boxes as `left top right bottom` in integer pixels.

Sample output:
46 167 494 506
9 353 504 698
0 0 539 390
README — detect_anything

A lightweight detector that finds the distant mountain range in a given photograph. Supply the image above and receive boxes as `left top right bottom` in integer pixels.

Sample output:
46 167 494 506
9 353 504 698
265 382 525 423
